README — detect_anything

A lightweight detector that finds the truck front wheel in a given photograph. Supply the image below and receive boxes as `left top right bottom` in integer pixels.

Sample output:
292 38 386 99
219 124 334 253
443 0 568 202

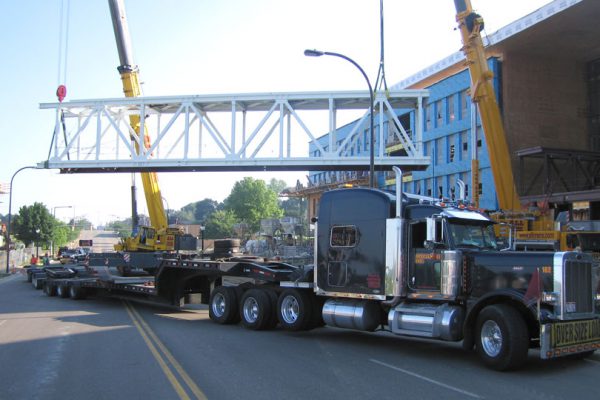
209 286 240 324
475 304 529 371
277 289 313 331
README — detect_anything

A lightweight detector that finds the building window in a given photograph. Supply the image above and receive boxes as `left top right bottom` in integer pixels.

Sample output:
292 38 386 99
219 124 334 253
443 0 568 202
449 135 456 163
425 101 432 131
436 176 443 199
448 95 455 122
449 174 457 200
478 182 483 196
436 137 444 165
436 100 443 127
461 90 469 119
330 225 358 247
426 179 432 197
476 126 483 160
461 131 468 160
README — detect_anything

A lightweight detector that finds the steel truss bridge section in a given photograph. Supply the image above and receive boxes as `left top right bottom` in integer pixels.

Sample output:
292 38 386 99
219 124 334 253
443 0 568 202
39 90 430 173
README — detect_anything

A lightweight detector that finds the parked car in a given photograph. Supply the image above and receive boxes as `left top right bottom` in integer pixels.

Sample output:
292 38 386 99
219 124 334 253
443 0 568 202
59 248 87 264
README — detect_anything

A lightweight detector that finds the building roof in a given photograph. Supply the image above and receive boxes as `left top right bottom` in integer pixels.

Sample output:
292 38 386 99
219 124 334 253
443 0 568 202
392 0 599 90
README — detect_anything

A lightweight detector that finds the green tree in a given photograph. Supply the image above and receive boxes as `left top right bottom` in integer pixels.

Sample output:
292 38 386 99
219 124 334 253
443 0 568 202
106 219 133 238
194 199 219 223
224 177 283 232
12 202 55 252
204 210 237 239
267 178 288 196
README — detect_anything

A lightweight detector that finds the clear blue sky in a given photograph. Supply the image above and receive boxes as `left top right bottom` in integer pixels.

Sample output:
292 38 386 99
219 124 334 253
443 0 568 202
0 0 551 225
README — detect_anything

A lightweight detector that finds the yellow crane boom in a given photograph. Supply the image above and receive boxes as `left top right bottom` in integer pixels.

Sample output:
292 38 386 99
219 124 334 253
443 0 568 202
454 0 521 211
108 0 167 232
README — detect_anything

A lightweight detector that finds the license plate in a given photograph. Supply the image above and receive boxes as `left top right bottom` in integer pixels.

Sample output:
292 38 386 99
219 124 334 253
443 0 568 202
540 319 600 359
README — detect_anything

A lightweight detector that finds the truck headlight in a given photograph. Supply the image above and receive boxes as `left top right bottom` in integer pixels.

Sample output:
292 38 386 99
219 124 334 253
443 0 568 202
542 292 559 305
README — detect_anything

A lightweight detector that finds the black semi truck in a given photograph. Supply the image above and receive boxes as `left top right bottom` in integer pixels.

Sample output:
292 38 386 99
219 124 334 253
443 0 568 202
29 175 600 371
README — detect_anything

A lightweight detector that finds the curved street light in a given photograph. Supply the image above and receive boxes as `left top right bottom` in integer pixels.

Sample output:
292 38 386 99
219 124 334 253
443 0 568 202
5 166 39 273
304 49 375 188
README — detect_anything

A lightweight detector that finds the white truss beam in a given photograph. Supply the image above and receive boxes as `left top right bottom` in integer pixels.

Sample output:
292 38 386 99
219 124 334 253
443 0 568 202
39 90 430 173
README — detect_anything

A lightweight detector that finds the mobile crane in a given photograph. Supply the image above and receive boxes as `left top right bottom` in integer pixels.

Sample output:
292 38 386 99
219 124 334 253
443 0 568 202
108 0 196 253
454 0 600 255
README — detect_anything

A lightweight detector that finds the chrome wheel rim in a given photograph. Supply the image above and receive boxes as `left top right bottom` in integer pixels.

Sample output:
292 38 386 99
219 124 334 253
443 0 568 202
243 297 259 323
280 295 299 324
211 293 226 318
481 320 503 357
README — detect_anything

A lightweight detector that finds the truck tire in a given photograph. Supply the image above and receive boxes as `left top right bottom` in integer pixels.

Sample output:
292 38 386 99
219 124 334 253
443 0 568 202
69 285 87 300
264 289 279 329
44 282 57 297
277 289 313 331
475 304 529 371
32 276 43 290
240 289 273 330
209 286 240 324
57 284 70 298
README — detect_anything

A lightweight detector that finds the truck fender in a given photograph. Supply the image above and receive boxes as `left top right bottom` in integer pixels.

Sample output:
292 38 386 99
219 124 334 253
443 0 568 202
462 290 537 350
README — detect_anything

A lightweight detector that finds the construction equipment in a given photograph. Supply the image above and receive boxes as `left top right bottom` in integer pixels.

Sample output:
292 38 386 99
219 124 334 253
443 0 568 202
108 0 195 253
454 0 599 255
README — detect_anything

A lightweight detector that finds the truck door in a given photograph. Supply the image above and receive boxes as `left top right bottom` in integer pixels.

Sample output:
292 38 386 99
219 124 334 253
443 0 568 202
408 220 442 291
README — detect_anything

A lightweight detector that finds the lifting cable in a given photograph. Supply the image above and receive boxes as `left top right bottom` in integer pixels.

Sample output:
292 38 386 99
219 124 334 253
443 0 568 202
373 0 388 96
49 0 71 161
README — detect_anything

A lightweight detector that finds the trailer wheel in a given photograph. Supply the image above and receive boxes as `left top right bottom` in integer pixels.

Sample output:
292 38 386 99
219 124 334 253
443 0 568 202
209 286 240 324
240 289 272 330
44 282 57 297
264 289 279 329
69 285 86 300
277 289 313 331
475 304 529 371
57 284 70 298
26 271 33 283
32 276 43 290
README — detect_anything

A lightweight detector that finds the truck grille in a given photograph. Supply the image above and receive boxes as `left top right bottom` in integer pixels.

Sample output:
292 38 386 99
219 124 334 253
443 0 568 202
564 258 593 315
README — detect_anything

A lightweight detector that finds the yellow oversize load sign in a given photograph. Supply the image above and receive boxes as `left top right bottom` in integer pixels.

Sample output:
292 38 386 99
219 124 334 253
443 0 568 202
541 319 600 359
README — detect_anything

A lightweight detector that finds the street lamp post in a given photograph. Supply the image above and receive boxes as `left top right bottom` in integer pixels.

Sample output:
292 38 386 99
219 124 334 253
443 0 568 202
304 49 376 188
5 166 38 274
51 205 73 257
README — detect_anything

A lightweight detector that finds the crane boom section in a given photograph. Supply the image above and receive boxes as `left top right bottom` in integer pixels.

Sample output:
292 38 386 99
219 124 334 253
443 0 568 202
454 0 521 211
108 0 167 230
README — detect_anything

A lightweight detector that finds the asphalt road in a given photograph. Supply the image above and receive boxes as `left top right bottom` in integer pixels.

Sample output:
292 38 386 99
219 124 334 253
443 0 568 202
1 273 599 400
77 229 121 253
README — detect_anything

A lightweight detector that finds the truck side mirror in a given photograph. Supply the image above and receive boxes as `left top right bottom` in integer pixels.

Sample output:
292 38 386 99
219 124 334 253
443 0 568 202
426 217 443 243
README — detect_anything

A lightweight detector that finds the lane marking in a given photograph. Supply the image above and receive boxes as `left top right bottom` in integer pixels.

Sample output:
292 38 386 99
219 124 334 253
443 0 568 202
129 304 207 400
369 359 483 399
584 358 600 365
0 320 6 327
124 302 191 400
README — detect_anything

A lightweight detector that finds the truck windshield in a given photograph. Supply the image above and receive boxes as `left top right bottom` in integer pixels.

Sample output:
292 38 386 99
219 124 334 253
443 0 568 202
448 220 499 250
576 233 600 252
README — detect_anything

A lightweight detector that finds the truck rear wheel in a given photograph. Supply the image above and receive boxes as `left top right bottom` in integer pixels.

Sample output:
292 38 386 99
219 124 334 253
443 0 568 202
69 285 87 300
209 286 240 324
44 282 57 297
240 289 273 330
57 284 70 298
475 304 528 371
277 289 313 331
32 276 43 290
